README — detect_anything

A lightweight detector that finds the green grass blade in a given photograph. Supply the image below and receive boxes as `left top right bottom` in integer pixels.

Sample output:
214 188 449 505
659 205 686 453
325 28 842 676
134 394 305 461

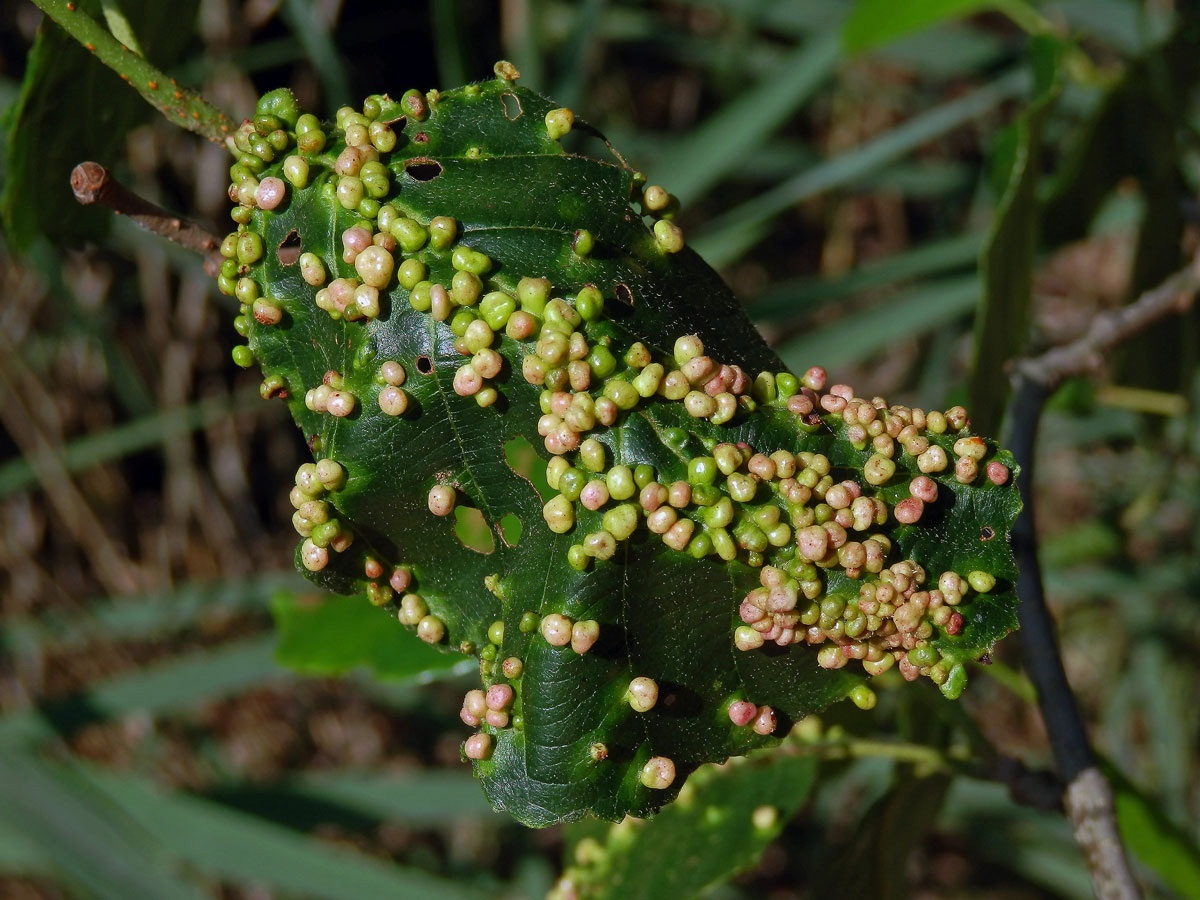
431 0 470 86
80 767 484 900
842 0 993 54
0 637 285 747
692 68 1028 268
280 0 352 107
280 769 499 825
776 275 978 374
1105 761 1200 900
18 573 306 648
969 36 1063 436
551 0 608 109
748 232 983 322
939 777 1092 900
0 388 264 500
647 31 840 206
0 750 210 900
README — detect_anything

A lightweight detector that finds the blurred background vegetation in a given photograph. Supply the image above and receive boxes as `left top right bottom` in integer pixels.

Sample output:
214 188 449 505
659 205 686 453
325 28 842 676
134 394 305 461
1 0 1199 897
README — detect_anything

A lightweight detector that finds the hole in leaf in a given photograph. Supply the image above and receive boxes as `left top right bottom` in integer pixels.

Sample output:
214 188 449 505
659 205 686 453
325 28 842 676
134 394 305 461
498 513 522 546
979 526 996 541
454 506 495 554
500 93 523 120
405 158 443 181
277 230 302 266
414 131 429 144
503 435 552 500
416 355 434 375
614 283 634 306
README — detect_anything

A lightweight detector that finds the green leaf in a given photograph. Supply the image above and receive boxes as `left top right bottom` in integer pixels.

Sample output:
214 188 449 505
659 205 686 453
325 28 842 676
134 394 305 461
0 0 199 251
271 591 471 680
74 764 482 900
217 76 1021 825
813 772 952 900
0 749 211 900
842 0 993 54
969 35 1064 435
1105 762 1200 900
646 30 840 206
560 742 819 900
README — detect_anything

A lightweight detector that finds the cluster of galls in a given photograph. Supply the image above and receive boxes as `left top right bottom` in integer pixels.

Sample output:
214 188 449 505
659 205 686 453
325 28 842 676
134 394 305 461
455 615 530 762
288 455 448 645
220 69 1013 794
734 562 995 696
289 458 352 571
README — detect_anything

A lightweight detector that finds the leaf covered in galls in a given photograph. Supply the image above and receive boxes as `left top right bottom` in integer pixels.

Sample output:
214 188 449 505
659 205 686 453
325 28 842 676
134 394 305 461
215 66 1021 826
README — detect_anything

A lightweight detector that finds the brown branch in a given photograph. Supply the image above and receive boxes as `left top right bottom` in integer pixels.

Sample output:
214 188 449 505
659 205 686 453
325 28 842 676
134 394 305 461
70 162 223 275
1015 252 1200 389
999 254 1200 900
1065 768 1140 900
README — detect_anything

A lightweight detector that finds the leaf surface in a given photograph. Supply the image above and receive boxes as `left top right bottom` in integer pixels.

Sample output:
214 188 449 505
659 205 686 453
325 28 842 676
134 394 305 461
227 76 1021 824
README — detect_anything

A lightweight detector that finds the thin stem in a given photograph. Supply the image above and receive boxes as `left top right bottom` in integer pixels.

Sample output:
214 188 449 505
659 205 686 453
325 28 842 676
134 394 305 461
29 0 233 143
999 256 1200 898
71 162 224 274
1017 254 1200 388
1010 379 1140 898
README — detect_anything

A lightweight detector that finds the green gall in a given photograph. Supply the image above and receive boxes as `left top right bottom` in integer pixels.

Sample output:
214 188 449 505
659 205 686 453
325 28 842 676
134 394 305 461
480 291 517 330
401 88 428 121
428 484 456 516
282 155 309 188
397 258 427 290
391 217 428 252
417 614 446 644
863 454 896 485
627 676 658 712
452 270 483 306
488 620 505 645
939 663 968 699
574 284 603 321
653 219 684 253
688 456 717 485
517 277 550 315
451 246 492 275
587 345 617 379
849 685 877 710
428 216 457 250
579 438 606 472
236 231 264 265
541 613 573 647
967 570 996 593
231 345 254 368
336 176 364 210
606 465 635 500
545 107 574 140
602 504 639 541
542 495 575 534
639 756 675 790
571 620 600 654
572 229 595 257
